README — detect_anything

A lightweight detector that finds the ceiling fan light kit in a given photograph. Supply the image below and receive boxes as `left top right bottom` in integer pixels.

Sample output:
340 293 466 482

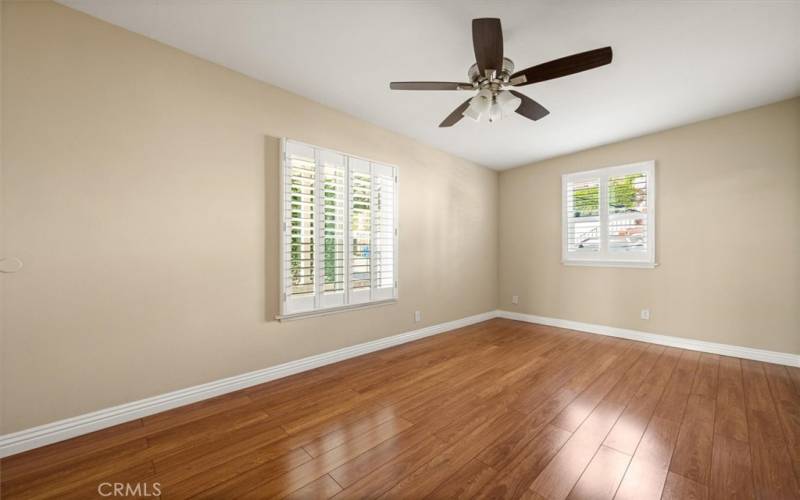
390 18 613 127
466 89 522 123
495 90 523 118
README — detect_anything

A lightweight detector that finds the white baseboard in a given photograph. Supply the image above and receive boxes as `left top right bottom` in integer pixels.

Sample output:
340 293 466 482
0 310 496 458
496 310 800 368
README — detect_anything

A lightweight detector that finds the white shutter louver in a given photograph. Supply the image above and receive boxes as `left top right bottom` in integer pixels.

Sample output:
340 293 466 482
281 139 398 317
349 158 372 304
608 172 648 253
371 163 396 301
284 142 317 313
566 179 600 253
318 150 346 308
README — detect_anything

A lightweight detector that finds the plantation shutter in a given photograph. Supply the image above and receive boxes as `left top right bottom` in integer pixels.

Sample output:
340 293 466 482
565 178 601 255
318 150 346 308
282 139 399 317
284 141 317 314
371 163 397 301
607 171 649 254
562 161 655 266
348 158 372 304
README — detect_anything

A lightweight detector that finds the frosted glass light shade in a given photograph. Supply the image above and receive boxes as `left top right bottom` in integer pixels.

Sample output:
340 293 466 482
496 90 522 115
463 89 492 121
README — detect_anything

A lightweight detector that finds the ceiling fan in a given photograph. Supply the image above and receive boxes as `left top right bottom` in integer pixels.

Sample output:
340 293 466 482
389 18 612 127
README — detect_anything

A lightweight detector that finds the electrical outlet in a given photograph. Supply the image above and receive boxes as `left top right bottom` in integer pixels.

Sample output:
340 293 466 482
414 311 422 323
512 295 519 305
640 308 651 320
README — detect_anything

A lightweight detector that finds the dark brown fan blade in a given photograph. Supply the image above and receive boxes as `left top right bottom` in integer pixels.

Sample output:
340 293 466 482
439 99 472 127
509 90 549 121
390 82 473 91
510 47 612 86
472 18 503 76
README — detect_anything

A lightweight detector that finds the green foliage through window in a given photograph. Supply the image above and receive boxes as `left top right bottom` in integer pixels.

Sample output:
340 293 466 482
572 185 599 217
609 173 646 213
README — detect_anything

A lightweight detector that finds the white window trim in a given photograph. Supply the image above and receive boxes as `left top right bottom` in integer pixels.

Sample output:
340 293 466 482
278 138 399 320
561 160 656 268
275 299 397 322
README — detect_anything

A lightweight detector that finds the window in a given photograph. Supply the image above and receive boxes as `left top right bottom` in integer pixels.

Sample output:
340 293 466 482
562 161 655 267
281 139 398 317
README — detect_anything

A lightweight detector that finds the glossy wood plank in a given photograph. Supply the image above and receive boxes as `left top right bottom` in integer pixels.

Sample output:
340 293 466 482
762 363 800 466
7 457 156 500
613 416 680 500
228 420 416 499
145 405 270 457
709 434 755 500
708 356 755 500
478 387 577 471
786 366 800 395
691 353 720 399
566 445 630 500
603 345 664 407
475 425 571 500
18 410 275 498
470 332 591 415
0 419 150 483
614 460 666 500
164 447 311 499
715 356 749 442
256 386 360 421
551 343 647 432
652 350 701 423
141 393 252 433
327 427 433 489
365 344 501 406
58 462 158 500
404 334 586 432
555 338 632 396
425 458 499 500
329 432 450 499
740 359 800 499
479 338 640 481
662 472 709 500
378 409 529 499
669 394 715 485
300 406 398 458
2 319 798 500
432 396 512 444
530 400 624 500
281 397 404 447
284 474 342 500
509 336 617 414
602 348 681 454
154 424 292 492
1 439 151 498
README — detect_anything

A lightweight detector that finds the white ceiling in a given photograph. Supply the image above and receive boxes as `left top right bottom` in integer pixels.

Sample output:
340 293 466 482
59 0 800 170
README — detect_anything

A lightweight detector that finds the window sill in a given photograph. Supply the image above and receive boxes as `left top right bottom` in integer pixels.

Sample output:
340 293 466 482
276 299 398 322
562 260 658 269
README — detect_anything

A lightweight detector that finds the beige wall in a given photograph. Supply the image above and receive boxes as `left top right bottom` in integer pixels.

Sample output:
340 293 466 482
0 2 498 433
0 0 6 435
499 98 800 355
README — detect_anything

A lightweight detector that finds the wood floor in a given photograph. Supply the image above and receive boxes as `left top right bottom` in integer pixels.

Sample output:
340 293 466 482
2 318 799 500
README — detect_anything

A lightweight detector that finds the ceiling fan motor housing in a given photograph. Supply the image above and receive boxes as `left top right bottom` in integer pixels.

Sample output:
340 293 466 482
468 57 516 94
